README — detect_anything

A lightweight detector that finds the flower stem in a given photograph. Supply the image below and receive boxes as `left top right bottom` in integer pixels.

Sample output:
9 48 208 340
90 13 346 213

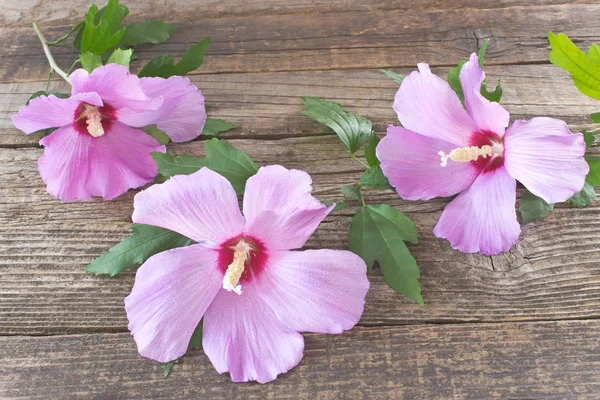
33 22 71 85
351 154 369 169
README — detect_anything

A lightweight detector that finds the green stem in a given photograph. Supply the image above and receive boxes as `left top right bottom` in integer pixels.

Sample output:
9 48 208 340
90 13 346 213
33 22 71 85
351 154 369 169
44 69 52 92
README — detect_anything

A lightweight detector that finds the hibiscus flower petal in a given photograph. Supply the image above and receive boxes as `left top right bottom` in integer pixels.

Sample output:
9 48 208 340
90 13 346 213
118 76 206 143
85 121 166 200
133 167 245 245
393 63 477 146
255 249 369 334
125 244 222 363
378 125 480 200
459 53 510 136
70 64 162 111
202 283 305 383
433 166 520 255
242 165 333 250
38 124 94 201
504 117 588 203
12 92 102 134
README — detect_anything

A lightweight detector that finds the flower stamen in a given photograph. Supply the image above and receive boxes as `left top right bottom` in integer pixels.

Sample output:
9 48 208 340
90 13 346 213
222 240 252 295
438 145 493 167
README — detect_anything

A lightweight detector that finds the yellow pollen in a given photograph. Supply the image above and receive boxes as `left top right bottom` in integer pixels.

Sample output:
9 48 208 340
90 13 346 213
438 145 493 167
222 240 252 295
85 107 105 137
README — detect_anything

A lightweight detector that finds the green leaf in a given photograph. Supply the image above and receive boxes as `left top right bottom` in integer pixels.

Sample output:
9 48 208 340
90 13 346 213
447 60 466 104
302 97 372 155
202 118 240 136
586 155 600 186
583 129 595 147
477 39 489 68
349 204 422 304
46 22 84 45
363 134 380 167
548 32 600 101
151 152 205 178
589 44 600 60
204 139 258 194
569 182 596 208
80 0 128 55
138 37 211 78
84 224 192 276
591 113 600 123
27 91 69 105
360 166 393 191
79 52 103 72
339 184 363 203
481 78 503 102
322 200 348 213
119 20 178 48
143 125 170 145
163 360 179 377
519 191 554 224
380 69 405 85
107 48 133 68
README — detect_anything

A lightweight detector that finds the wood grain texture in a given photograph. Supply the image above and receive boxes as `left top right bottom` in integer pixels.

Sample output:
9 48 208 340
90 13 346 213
1 320 599 399
2 4 600 81
1 137 599 334
2 64 599 146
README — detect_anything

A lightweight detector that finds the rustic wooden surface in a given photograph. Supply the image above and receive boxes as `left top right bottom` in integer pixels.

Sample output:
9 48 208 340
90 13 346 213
1 0 600 398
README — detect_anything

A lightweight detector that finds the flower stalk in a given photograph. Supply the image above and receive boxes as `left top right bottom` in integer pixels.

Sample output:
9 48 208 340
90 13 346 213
33 22 71 85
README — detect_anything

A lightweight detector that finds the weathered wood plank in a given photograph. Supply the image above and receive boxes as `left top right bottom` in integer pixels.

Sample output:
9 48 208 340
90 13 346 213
2 4 600 81
1 64 598 146
1 320 599 399
1 137 599 334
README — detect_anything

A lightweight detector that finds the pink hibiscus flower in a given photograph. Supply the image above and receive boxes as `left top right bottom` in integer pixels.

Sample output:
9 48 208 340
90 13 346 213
377 53 588 255
124 165 370 383
12 64 206 201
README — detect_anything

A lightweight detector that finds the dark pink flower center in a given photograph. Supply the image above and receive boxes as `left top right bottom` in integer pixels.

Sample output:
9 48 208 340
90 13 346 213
217 235 268 291
469 130 504 171
74 102 117 137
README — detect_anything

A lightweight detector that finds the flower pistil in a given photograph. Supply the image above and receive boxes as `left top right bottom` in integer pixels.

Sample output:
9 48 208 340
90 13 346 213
222 239 252 295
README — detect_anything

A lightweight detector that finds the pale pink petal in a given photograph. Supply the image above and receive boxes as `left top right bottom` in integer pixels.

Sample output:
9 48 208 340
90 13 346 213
118 76 206 142
504 117 588 203
84 121 166 200
242 165 333 251
70 65 162 111
202 283 304 383
133 168 245 245
433 166 520 255
38 124 94 201
377 125 480 200
393 63 477 146
459 53 510 136
125 244 222 363
255 249 369 334
12 92 102 134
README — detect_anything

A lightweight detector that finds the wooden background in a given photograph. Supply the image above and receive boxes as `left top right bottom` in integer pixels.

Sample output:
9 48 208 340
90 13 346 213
1 0 600 398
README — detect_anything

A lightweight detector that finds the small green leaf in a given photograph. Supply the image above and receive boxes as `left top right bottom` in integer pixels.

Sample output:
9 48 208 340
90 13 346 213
143 125 169 145
339 184 363 203
119 20 178 48
569 182 596 208
583 130 595 147
138 37 211 78
349 204 422 304
477 39 489 68
591 113 600 124
107 48 133 68
204 139 258 195
586 155 600 186
360 166 393 191
46 22 84 45
322 200 348 213
84 224 192 276
589 44 600 60
80 0 128 55
151 152 205 178
363 134 380 167
163 360 179 377
447 60 466 104
202 118 240 136
380 69 405 85
27 91 69 105
519 190 554 224
302 97 372 155
549 32 600 101
79 52 103 72
481 78 502 102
